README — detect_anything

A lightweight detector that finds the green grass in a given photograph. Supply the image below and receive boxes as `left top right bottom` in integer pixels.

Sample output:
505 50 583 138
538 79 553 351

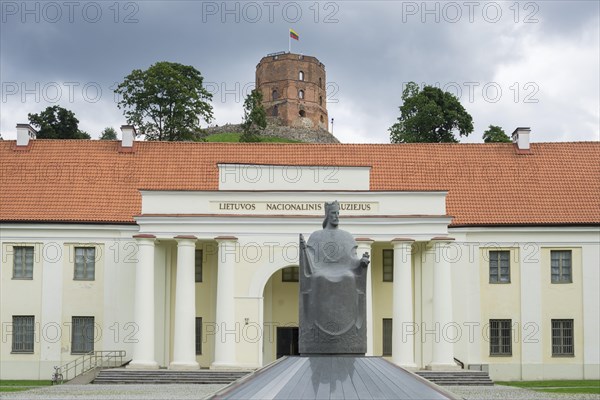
496 380 600 394
204 132 301 143
0 380 51 392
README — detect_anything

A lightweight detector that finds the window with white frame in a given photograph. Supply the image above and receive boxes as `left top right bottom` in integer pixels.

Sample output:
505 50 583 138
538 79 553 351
382 318 392 356
282 267 299 282
489 319 512 356
382 249 393 282
489 250 510 283
551 250 572 283
71 316 95 354
552 319 574 356
74 247 95 280
12 316 34 353
13 246 34 279
195 249 203 283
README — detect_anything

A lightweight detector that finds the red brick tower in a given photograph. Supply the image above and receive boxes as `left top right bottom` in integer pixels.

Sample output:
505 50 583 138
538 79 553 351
256 52 328 131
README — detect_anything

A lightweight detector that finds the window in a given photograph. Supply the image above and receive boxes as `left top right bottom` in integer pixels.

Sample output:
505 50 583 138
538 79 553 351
12 316 34 353
272 89 278 100
196 317 202 355
299 71 304 81
383 249 393 282
551 250 572 283
382 319 392 356
489 250 510 283
489 319 512 356
298 89 304 99
299 110 306 117
319 96 323 106
195 250 203 283
71 316 94 354
319 77 322 88
282 267 299 282
272 105 279 117
552 319 574 356
320 115 324 123
74 247 95 281
13 246 34 279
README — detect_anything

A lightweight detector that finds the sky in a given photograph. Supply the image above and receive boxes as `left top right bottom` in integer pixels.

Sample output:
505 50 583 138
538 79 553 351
1 0 599 143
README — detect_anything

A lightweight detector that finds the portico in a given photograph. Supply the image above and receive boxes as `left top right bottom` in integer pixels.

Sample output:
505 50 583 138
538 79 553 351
127 165 458 370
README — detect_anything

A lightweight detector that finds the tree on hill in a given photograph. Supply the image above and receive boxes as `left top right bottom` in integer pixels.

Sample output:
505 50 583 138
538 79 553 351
28 106 90 139
389 82 473 143
240 89 267 142
115 61 213 141
99 127 118 140
483 125 511 143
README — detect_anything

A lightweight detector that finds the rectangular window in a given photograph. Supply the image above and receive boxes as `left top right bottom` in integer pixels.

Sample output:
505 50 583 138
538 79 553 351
552 319 574 356
13 246 34 279
282 267 299 282
195 250 203 283
12 316 34 353
551 250 572 283
489 251 510 283
489 319 512 356
71 316 94 354
74 247 95 281
195 317 202 355
382 249 393 282
382 318 392 356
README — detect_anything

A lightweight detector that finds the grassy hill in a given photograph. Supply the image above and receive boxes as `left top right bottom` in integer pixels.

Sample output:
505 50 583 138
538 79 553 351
204 132 301 143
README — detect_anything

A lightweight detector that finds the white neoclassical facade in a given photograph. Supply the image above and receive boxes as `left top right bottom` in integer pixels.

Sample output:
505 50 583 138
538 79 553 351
1 128 599 381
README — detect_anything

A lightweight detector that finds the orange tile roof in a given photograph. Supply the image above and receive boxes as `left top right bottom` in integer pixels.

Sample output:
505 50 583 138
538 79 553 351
1 140 599 226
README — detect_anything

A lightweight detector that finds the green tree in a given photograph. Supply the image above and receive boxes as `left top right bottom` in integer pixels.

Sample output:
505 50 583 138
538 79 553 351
483 125 511 143
28 106 90 139
99 127 118 140
389 82 473 143
115 61 213 141
240 89 267 143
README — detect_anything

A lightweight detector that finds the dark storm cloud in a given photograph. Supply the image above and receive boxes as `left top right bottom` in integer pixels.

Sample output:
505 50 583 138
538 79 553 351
1 1 598 141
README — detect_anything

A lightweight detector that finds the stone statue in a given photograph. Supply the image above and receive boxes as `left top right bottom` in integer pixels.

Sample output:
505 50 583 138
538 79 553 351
299 201 370 354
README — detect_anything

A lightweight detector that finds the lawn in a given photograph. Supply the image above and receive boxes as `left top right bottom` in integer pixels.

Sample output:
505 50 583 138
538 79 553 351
0 380 51 392
496 380 600 394
204 132 301 143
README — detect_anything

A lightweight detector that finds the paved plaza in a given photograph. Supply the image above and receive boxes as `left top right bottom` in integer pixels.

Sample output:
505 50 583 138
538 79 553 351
1 384 599 400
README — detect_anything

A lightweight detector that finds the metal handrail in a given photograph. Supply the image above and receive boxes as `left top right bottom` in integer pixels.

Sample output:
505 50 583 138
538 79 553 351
54 350 127 382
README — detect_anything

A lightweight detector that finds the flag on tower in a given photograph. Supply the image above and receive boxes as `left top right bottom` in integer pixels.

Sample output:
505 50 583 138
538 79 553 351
290 29 299 41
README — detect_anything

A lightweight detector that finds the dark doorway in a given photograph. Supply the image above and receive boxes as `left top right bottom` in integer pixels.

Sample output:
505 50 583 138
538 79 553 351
276 327 299 358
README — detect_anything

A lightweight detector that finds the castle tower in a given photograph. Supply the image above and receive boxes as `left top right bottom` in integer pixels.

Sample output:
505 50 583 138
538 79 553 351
256 52 328 131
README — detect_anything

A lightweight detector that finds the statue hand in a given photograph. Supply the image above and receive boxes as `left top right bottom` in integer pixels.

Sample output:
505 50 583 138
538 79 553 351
361 252 370 267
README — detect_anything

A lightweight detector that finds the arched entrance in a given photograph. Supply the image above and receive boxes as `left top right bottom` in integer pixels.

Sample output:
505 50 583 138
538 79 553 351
262 265 300 364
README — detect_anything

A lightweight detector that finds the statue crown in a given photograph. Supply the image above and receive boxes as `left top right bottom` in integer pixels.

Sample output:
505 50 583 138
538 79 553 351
325 201 340 213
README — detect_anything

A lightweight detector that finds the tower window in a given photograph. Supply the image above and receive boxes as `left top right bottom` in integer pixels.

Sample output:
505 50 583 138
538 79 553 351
319 96 323 106
299 71 304 81
299 110 306 117
319 77 322 88
272 90 279 100
298 90 304 99
320 115 324 123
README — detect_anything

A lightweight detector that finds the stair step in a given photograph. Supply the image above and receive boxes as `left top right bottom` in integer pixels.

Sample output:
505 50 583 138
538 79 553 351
93 368 252 385
415 371 494 386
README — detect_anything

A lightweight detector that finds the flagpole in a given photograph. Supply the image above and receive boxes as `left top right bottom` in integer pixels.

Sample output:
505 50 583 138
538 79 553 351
288 29 291 53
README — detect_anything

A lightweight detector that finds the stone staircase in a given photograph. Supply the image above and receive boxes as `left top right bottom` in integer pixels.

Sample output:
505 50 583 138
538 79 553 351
415 370 494 386
93 368 251 385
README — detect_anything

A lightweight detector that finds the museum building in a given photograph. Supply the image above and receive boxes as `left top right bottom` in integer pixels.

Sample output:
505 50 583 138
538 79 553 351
1 125 599 381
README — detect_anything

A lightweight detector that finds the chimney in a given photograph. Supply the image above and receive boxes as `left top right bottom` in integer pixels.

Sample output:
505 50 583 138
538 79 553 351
512 127 531 152
16 124 37 147
120 125 136 148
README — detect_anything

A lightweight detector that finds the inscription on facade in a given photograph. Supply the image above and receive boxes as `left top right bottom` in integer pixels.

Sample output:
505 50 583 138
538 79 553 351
211 201 377 214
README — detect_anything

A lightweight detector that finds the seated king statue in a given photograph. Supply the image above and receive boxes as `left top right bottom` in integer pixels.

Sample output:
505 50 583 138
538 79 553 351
299 201 370 355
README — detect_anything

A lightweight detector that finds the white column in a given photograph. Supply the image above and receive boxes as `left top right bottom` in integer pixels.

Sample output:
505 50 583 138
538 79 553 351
428 238 459 370
356 238 374 356
211 236 238 369
392 238 417 368
128 235 159 369
170 236 200 370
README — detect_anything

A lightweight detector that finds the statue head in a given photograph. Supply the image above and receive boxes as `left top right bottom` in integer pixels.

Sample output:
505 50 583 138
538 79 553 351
322 201 340 229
